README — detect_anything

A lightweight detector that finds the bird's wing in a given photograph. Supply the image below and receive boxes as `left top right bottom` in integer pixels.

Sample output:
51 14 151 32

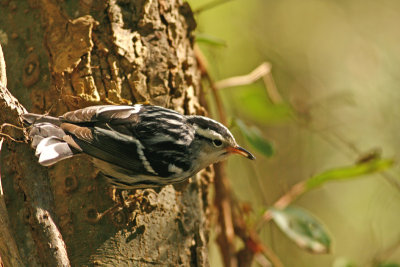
60 121 154 175
60 105 142 124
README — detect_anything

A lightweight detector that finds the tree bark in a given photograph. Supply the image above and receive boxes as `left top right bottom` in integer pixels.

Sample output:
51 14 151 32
0 0 210 266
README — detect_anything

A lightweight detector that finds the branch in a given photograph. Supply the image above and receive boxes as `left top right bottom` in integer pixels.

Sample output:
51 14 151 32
215 62 283 104
0 43 70 266
0 43 24 267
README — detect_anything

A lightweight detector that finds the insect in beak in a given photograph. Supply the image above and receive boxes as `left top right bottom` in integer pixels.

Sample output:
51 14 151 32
227 146 256 160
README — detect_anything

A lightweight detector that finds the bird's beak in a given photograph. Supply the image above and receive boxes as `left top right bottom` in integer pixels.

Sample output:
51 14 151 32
227 146 256 160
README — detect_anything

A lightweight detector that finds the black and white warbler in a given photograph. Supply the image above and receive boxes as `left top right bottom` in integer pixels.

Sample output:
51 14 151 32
22 104 255 189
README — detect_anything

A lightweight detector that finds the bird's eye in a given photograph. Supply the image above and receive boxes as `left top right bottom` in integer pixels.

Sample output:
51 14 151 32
212 139 223 147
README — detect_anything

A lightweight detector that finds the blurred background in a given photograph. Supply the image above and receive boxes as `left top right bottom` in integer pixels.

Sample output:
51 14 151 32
188 0 400 266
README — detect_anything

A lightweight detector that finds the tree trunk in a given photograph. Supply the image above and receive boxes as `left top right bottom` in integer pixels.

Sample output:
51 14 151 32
0 0 210 266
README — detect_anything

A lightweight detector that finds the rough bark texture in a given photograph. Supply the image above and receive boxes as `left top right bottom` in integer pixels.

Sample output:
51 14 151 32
0 0 210 266
0 44 25 267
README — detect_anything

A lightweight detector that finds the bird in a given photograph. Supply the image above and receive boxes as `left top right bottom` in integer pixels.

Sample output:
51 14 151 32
22 104 255 189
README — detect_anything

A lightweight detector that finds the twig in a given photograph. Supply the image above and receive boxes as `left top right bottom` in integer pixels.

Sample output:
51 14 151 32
214 163 238 267
215 62 283 104
0 41 6 87
254 253 272 267
258 243 283 267
234 210 284 267
0 132 25 143
257 181 306 229
201 62 227 124
0 123 27 143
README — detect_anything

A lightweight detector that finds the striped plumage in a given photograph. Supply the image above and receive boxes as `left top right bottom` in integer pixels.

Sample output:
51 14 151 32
22 104 254 189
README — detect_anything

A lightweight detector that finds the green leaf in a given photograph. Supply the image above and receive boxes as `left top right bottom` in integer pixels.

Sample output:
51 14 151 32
230 84 293 123
196 33 227 47
270 206 331 254
305 159 394 190
377 263 400 267
235 119 274 157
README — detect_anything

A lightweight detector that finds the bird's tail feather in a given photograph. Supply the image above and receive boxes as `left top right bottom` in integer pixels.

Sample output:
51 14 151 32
22 113 75 166
22 113 61 126
34 136 74 166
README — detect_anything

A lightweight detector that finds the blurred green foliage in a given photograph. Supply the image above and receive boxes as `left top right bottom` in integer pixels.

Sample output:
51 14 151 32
378 264 400 267
189 0 400 266
230 84 293 123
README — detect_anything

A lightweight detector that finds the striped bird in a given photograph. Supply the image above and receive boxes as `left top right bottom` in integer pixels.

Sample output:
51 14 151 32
22 104 255 189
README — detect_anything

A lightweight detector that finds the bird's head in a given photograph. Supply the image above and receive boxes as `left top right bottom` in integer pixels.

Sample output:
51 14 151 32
187 116 255 170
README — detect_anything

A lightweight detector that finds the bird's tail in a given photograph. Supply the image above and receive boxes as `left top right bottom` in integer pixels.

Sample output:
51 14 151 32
22 113 75 166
